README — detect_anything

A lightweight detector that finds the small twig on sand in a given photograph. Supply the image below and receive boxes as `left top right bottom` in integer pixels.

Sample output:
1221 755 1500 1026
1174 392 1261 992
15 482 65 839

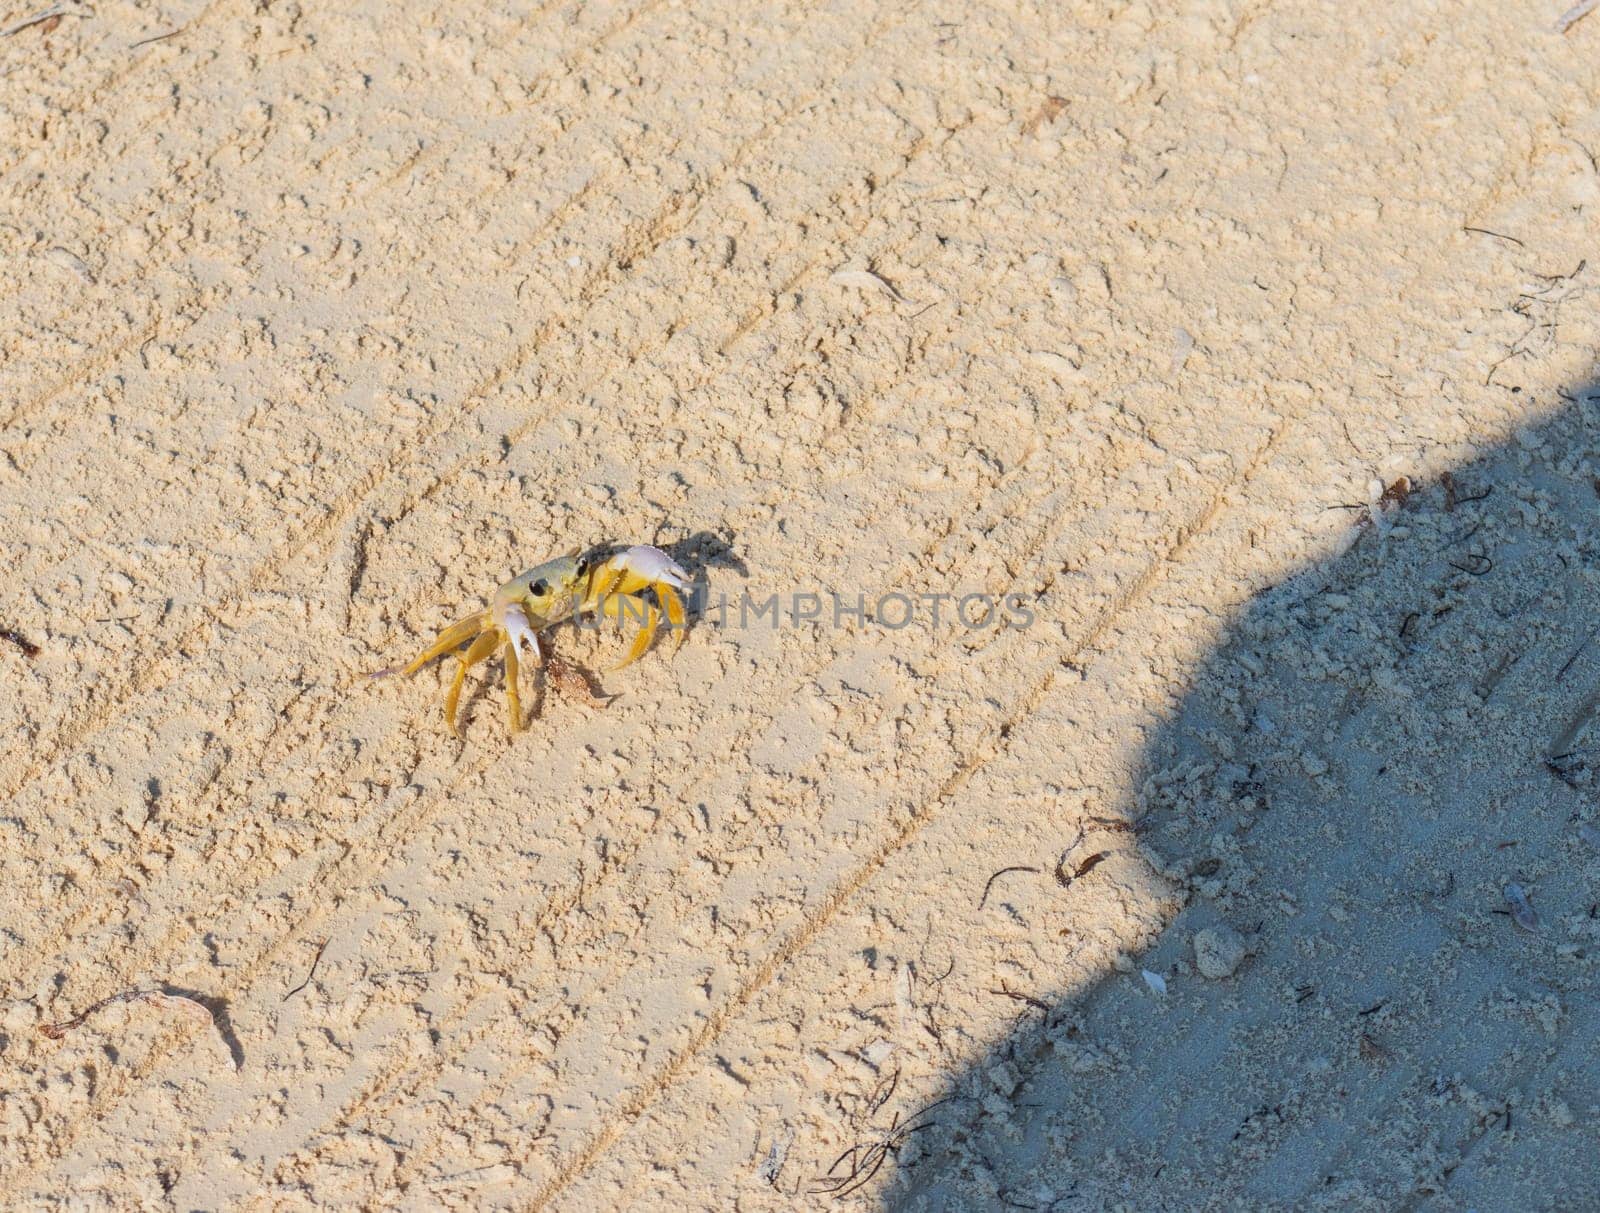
1462 226 1524 247
1556 627 1600 682
987 982 1050 1012
283 940 329 1001
130 26 185 48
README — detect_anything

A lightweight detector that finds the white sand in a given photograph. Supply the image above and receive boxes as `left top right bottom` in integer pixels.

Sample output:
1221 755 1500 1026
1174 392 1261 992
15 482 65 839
2 0 1598 1208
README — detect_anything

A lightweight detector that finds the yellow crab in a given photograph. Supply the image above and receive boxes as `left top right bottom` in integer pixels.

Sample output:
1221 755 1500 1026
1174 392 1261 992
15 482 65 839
398 544 689 735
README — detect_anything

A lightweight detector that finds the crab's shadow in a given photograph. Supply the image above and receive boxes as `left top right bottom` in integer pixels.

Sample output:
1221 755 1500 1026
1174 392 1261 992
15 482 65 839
163 985 245 1072
662 527 747 588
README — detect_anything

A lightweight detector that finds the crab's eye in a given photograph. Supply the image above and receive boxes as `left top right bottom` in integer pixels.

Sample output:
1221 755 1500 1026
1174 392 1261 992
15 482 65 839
531 578 549 596
575 556 590 575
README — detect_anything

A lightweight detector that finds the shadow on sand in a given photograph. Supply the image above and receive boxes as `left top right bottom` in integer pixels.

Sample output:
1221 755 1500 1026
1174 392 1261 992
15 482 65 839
884 388 1600 1210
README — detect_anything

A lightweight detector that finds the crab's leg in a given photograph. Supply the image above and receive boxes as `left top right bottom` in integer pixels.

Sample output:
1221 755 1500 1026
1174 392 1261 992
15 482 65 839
402 611 491 676
656 583 687 653
598 593 661 670
502 636 524 734
443 630 500 736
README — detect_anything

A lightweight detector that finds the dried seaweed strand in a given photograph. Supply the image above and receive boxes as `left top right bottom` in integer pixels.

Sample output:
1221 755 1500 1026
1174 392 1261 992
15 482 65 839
39 988 238 1071
977 865 1039 909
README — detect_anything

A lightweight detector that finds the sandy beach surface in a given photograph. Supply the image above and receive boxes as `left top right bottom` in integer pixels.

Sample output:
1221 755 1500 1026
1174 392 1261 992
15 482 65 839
3 0 1600 1208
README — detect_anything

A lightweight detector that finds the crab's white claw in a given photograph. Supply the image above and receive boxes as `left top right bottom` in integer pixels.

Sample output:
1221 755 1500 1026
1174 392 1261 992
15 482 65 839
585 544 692 666
498 602 542 661
606 544 689 591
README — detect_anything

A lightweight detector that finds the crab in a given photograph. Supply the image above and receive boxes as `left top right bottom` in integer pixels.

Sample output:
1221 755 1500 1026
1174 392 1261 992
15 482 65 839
397 544 690 735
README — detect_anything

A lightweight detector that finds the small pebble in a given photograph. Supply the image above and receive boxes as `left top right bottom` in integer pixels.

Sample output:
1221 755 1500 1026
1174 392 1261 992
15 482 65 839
1504 882 1540 932
1193 924 1247 979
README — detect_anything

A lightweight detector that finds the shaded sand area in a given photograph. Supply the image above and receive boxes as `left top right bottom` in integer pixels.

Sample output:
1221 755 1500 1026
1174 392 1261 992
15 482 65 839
1 0 1598 1208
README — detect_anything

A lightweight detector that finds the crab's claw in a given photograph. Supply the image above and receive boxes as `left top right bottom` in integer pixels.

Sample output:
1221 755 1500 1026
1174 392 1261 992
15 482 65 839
583 544 690 669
